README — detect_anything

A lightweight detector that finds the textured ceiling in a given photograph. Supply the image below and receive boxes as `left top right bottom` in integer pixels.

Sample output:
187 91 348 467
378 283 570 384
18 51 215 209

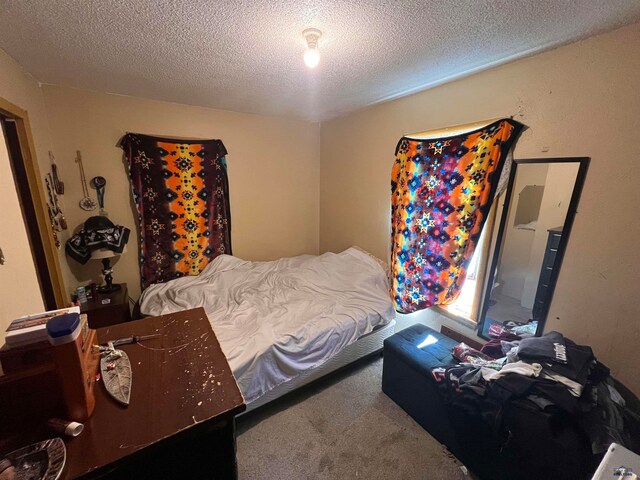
0 1 639 121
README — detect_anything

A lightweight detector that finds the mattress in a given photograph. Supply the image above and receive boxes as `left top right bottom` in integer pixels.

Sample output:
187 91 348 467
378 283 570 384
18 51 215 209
243 319 396 414
139 247 395 403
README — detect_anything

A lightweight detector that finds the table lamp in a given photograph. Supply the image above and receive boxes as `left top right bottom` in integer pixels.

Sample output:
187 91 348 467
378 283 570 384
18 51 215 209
65 216 130 294
91 245 127 293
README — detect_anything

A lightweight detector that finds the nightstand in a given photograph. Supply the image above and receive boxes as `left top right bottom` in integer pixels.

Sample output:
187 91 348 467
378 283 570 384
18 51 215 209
80 283 131 328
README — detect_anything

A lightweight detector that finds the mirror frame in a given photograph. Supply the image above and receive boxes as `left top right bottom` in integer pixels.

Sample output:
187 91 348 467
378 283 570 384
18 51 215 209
477 156 590 340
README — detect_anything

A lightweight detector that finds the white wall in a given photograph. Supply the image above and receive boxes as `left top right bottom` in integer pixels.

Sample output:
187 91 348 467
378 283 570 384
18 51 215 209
320 23 640 393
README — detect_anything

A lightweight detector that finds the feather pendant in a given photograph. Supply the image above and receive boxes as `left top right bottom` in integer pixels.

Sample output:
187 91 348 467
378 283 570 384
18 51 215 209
100 349 132 406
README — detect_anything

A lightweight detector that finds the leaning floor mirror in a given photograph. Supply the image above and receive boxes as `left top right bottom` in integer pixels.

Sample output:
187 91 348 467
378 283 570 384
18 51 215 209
476 157 590 340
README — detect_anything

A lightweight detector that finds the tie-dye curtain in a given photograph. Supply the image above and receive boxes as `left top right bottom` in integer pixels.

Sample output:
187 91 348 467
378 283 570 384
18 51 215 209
391 119 523 313
119 133 231 290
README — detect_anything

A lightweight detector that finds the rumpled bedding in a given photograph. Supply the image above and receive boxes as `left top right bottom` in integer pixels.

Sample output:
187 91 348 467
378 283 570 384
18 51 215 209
139 247 395 403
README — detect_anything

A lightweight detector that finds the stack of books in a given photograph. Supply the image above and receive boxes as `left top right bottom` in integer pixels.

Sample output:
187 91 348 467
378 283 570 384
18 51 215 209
4 306 81 348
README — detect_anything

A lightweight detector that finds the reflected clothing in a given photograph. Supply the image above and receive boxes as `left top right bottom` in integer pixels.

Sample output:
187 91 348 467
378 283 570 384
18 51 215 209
390 119 523 313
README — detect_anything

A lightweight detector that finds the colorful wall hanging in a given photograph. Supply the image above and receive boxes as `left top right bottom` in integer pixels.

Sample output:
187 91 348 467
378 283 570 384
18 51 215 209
391 119 524 313
119 133 231 290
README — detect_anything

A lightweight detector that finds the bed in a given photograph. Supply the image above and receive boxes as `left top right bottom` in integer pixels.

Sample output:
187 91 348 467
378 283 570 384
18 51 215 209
139 247 396 410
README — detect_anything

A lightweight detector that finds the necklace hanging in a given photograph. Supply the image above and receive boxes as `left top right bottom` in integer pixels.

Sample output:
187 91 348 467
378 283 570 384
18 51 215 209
91 176 108 216
76 150 97 211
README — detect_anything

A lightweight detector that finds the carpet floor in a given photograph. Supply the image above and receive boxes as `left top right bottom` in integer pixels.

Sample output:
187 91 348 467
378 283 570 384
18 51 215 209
236 355 469 480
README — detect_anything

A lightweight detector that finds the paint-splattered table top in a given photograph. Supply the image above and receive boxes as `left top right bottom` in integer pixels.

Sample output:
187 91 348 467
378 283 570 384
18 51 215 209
63 307 245 478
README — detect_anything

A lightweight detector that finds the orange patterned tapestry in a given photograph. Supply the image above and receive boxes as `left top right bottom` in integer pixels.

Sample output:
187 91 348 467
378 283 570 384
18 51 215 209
119 133 231 289
391 119 523 313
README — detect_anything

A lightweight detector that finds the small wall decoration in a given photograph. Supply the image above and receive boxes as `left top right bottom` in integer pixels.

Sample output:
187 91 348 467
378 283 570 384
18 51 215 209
75 150 97 211
91 176 108 216
49 151 64 194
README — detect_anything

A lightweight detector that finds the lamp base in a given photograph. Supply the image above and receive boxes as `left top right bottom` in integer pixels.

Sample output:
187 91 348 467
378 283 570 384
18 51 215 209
98 283 121 294
98 257 120 294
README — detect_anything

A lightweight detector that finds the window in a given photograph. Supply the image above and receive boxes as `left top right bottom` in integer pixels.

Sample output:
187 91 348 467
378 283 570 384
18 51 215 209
437 193 502 324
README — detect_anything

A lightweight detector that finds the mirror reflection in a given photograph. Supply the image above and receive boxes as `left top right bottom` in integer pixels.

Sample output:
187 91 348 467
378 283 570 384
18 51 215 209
482 162 580 337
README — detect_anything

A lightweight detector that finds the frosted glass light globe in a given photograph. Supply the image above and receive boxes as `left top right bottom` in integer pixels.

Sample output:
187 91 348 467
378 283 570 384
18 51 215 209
304 48 320 68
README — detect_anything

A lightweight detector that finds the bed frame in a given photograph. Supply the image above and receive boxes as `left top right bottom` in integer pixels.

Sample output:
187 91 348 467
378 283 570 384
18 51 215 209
242 319 396 414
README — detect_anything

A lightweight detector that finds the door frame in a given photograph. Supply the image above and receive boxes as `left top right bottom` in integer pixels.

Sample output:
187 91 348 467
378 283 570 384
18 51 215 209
0 96 67 309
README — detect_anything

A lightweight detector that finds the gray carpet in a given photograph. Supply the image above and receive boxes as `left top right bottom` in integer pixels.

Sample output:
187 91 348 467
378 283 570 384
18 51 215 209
236 356 469 479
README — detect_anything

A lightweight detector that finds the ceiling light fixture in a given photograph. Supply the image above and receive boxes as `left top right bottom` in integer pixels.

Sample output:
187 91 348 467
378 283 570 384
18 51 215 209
303 28 322 69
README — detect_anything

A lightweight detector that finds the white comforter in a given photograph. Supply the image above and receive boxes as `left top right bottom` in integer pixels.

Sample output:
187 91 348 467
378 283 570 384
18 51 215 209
139 247 395 403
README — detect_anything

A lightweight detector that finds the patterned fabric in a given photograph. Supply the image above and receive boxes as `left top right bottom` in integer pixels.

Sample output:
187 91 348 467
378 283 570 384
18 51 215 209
65 216 130 264
119 133 231 289
391 119 523 313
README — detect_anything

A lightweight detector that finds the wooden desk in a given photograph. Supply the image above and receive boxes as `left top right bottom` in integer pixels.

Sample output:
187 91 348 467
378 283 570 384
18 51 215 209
66 307 246 479
0 308 245 479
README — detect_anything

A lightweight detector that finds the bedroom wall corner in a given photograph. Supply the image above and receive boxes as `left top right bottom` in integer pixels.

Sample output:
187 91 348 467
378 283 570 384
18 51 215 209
40 86 321 302
318 22 640 394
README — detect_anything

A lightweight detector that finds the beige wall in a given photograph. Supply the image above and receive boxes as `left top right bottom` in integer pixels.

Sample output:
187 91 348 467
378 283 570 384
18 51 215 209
320 23 640 393
0 50 52 174
0 50 53 339
42 86 320 301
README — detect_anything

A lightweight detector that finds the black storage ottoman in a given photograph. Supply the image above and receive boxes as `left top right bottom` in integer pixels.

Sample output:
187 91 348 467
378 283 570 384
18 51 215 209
382 324 459 448
381 323 592 480
381 324 505 476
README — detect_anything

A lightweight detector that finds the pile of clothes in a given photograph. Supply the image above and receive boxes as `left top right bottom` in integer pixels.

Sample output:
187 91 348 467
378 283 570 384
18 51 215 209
431 330 640 457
